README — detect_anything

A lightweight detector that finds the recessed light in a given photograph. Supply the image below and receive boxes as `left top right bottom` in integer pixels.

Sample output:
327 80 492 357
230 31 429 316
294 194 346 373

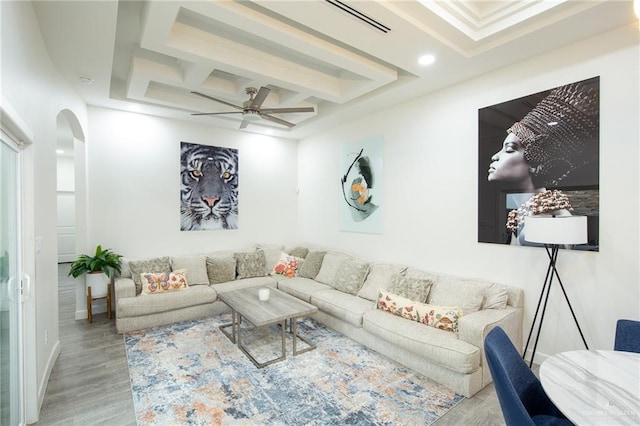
56 149 64 155
418 54 436 66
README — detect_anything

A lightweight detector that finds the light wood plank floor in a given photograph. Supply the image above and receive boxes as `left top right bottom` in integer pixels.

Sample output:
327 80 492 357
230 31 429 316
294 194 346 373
35 263 506 425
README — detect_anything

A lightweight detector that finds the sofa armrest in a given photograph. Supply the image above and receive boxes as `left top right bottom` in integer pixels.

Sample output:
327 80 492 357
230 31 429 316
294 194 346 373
457 307 523 352
115 277 136 300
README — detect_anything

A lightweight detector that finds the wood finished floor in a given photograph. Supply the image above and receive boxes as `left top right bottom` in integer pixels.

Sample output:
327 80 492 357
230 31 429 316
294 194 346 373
35 263 506 425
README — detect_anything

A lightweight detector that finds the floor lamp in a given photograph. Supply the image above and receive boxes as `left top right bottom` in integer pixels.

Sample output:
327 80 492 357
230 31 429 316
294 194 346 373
523 215 589 367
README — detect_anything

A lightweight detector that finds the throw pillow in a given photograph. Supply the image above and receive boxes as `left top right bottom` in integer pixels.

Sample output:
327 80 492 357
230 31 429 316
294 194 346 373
332 258 370 295
271 252 303 278
297 251 326 279
482 283 509 310
427 276 489 315
376 289 462 333
235 249 266 279
425 304 463 333
206 256 237 285
388 274 433 303
171 255 208 285
314 252 349 285
129 257 171 295
376 289 423 323
288 246 309 259
357 263 408 301
140 269 189 295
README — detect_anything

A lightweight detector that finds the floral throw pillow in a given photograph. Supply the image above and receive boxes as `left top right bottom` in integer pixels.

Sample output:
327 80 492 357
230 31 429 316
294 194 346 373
140 269 189 295
376 289 462 333
272 252 303 278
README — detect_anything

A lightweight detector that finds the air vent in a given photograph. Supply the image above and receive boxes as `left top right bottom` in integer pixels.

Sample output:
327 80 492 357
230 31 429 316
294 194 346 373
325 0 391 34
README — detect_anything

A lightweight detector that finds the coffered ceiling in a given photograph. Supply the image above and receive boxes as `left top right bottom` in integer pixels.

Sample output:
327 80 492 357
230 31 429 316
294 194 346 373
33 0 637 139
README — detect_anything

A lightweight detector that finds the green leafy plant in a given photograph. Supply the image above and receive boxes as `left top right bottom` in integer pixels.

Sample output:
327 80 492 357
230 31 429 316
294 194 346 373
68 245 122 279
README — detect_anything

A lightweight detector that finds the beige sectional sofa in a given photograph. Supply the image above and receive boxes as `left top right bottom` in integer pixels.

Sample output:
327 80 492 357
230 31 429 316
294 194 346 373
114 245 523 398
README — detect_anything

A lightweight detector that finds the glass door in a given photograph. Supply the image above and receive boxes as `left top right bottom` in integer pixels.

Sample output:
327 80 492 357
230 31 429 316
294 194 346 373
0 134 24 425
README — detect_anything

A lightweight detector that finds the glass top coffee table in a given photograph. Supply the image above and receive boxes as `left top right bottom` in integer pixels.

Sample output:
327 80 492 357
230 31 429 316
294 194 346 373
217 286 318 368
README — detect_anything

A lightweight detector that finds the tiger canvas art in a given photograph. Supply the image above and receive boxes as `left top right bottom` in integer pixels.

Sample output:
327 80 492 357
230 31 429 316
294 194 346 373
180 142 239 231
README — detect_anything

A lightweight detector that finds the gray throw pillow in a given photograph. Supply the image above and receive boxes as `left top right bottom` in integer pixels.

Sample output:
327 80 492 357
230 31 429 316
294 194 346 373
234 249 266 279
288 246 309 259
128 257 172 295
297 251 326 279
206 256 237 284
388 274 433 303
332 258 370 295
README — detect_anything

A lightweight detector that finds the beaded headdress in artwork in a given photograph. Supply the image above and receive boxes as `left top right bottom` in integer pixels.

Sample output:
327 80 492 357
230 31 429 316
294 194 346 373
507 81 599 186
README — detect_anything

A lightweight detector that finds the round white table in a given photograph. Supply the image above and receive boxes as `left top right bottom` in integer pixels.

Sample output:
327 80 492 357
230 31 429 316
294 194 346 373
540 350 640 425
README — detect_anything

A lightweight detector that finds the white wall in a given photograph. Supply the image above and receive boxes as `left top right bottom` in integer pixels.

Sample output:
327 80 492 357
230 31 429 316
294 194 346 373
86 107 300 258
297 25 640 359
0 1 88 422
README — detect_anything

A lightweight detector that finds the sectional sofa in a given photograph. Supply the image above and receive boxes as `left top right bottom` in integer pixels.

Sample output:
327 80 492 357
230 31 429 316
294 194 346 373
114 244 523 397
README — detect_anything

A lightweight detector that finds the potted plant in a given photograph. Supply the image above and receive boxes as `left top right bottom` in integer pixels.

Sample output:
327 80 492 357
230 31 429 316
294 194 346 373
68 245 122 298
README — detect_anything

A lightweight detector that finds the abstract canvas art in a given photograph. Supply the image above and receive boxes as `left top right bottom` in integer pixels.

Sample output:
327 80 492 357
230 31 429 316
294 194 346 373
478 76 599 251
339 135 383 234
180 142 239 231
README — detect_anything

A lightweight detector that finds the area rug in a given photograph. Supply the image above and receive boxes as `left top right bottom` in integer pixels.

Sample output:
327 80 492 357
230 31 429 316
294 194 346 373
124 314 463 425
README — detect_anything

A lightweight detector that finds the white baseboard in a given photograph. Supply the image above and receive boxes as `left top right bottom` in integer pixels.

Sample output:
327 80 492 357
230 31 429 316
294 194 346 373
35 339 60 422
75 300 108 320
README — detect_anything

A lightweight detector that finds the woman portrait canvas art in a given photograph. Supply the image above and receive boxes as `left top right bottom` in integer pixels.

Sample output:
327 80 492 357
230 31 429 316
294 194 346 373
478 77 600 250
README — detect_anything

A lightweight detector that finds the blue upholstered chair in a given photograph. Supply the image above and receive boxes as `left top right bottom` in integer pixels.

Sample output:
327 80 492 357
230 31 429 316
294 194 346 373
614 319 640 353
484 327 573 426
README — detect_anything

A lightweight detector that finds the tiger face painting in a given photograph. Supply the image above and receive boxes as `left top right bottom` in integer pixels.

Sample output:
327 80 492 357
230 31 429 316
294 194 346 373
180 142 239 231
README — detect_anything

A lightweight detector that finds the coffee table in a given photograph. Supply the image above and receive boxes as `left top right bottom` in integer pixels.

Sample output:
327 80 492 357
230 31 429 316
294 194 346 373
217 287 318 368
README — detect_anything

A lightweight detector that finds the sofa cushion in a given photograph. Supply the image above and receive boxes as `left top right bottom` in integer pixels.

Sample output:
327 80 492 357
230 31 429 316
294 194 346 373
315 252 349 285
357 263 407 301
427 276 490 315
271 252 303 278
388 274 433 303
117 285 217 317
256 244 284 275
171 255 208 285
140 270 189 295
213 276 278 293
277 277 332 303
297 251 326 279
363 309 480 374
331 258 369 295
482 283 509 310
311 289 374 327
129 257 172 295
206 256 236 285
235 249 266 279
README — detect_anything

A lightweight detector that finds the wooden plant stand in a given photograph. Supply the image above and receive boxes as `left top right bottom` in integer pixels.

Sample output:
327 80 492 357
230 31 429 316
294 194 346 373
87 283 112 323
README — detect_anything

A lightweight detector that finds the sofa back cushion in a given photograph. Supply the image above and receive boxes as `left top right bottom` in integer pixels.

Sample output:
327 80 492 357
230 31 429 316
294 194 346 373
357 263 407 301
256 244 285 275
206 256 237 284
427 275 490 315
171 255 208 286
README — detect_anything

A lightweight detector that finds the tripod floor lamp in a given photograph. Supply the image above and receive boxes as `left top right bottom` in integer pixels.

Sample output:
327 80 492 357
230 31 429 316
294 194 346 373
523 215 589 367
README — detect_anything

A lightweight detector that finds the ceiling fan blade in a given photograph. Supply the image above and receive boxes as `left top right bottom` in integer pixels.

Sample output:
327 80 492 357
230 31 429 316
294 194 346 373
191 111 243 116
191 91 243 111
260 107 315 114
250 86 271 109
239 117 251 129
259 112 295 128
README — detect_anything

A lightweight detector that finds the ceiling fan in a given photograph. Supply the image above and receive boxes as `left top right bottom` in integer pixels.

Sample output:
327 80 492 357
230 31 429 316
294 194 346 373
191 86 315 129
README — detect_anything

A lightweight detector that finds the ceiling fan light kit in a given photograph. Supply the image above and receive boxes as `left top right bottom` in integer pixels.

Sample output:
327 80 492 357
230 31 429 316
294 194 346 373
191 86 315 130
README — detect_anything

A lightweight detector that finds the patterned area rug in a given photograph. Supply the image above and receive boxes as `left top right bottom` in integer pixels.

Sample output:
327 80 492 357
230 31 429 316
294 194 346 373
124 314 463 425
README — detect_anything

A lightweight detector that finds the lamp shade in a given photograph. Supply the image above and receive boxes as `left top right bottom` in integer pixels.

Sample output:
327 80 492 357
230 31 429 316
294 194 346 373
524 215 588 245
